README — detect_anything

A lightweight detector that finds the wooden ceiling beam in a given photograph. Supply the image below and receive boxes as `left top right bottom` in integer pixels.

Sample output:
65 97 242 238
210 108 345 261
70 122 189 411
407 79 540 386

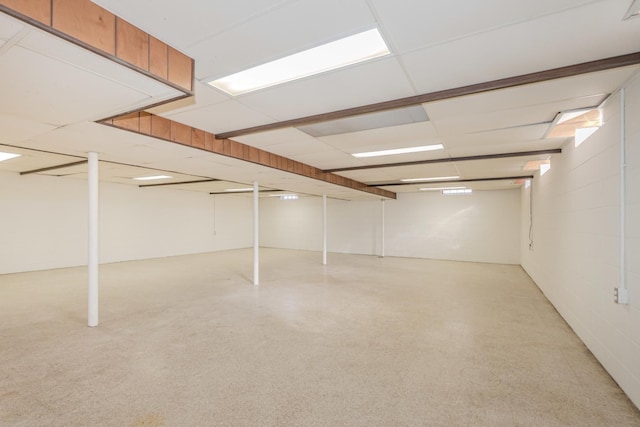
370 175 535 187
216 52 640 140
325 149 562 173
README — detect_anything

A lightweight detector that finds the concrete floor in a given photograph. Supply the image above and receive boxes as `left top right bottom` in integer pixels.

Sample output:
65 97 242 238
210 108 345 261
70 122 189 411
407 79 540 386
1 248 638 426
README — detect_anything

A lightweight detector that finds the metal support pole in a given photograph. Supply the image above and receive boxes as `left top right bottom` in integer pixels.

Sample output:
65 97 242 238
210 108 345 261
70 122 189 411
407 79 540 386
88 152 99 327
253 181 259 286
322 194 327 265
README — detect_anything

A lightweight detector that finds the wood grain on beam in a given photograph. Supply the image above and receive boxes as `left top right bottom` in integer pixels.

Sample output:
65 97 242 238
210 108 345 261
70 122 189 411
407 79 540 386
0 0 51 25
100 113 396 199
0 0 193 93
216 52 640 139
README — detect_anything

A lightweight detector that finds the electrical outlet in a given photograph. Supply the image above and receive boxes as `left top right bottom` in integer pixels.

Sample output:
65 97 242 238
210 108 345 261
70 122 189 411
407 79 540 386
614 287 629 304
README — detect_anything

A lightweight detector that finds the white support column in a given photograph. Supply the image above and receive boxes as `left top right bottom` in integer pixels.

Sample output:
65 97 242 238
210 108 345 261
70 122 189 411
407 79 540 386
381 199 386 258
322 194 327 265
88 152 99 327
253 181 259 286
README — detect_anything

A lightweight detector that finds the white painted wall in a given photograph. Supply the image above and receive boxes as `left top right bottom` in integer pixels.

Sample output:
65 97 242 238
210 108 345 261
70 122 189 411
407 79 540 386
261 189 521 264
521 72 640 408
0 171 253 274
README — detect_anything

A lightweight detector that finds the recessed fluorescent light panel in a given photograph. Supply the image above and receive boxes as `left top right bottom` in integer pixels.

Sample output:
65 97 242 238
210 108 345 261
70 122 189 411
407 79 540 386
133 175 172 181
352 144 443 158
280 194 299 200
623 0 640 19
208 28 390 95
442 188 472 195
401 175 459 182
0 152 21 162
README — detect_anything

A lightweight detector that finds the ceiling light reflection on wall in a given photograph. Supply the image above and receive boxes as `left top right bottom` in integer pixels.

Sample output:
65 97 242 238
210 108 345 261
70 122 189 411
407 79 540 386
207 28 390 95
546 108 603 146
133 175 172 181
540 162 551 176
352 144 443 158
0 152 21 162
574 127 600 147
401 175 459 182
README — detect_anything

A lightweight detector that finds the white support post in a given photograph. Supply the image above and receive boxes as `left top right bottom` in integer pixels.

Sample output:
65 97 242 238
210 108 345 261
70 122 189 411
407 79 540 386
322 194 327 265
381 199 385 258
88 152 99 327
253 181 259 286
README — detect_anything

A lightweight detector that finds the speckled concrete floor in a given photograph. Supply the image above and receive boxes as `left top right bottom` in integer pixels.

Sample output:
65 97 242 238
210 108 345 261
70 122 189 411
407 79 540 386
1 248 639 426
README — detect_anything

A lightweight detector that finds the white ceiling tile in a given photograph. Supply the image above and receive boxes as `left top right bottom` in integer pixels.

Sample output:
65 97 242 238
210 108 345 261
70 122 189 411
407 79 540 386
370 0 597 54
0 12 24 40
236 56 416 120
319 121 438 151
368 163 461 182
423 68 635 121
0 144 80 173
92 0 294 51
0 47 154 125
233 127 317 148
19 30 179 98
165 99 276 134
400 1 640 94
0 114 57 144
446 139 565 157
151 81 229 116
188 0 376 80
441 124 551 148
289 151 363 170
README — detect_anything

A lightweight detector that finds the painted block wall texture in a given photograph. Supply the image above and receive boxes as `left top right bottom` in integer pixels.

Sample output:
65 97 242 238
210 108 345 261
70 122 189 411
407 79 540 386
260 189 521 265
0 171 253 274
521 73 640 409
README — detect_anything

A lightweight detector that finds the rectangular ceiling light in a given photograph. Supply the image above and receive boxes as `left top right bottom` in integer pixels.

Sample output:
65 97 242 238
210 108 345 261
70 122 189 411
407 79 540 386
280 194 299 200
207 28 390 96
133 175 172 181
0 152 21 162
352 144 443 158
401 175 459 182
442 188 472 195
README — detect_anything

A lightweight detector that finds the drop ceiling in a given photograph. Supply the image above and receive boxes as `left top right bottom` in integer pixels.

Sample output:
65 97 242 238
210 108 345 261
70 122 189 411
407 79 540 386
1 1 640 200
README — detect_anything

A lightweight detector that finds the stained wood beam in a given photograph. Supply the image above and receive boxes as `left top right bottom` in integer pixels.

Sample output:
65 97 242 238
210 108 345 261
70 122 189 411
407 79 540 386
100 112 396 199
370 175 535 187
0 0 194 94
216 52 640 139
20 160 87 175
326 149 562 173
